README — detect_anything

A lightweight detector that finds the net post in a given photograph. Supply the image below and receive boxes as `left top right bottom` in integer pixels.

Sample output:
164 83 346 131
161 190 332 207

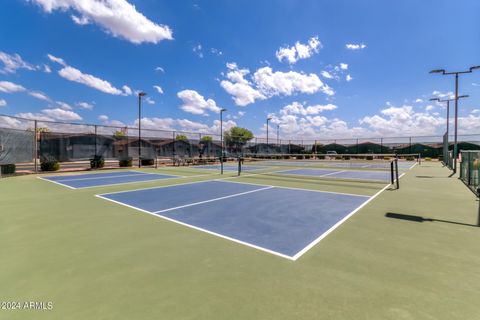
94 125 98 158
237 156 242 176
477 187 480 227
34 120 38 173
390 161 394 185
395 158 400 189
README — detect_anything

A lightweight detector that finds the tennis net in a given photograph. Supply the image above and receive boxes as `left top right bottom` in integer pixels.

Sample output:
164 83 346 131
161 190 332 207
237 153 406 188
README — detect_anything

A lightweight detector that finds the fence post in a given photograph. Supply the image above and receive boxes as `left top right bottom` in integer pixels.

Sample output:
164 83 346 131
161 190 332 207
34 120 38 173
409 137 412 154
94 125 98 157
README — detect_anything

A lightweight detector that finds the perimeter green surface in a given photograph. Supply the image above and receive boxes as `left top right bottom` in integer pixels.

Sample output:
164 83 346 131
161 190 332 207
1 163 479 319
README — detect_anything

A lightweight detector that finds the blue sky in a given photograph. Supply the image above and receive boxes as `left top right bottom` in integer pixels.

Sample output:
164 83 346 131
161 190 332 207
0 0 479 139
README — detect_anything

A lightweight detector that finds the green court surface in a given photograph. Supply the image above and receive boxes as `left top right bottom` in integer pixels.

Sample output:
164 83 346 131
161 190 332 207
1 162 479 319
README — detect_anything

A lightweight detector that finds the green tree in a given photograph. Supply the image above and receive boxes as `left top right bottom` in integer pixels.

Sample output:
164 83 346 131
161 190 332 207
176 134 188 141
224 127 254 153
114 130 126 138
200 135 213 143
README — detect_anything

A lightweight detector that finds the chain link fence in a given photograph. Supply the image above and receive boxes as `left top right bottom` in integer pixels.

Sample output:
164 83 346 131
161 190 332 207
1 114 479 174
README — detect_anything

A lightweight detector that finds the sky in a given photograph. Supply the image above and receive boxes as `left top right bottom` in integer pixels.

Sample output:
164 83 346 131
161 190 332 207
0 0 479 140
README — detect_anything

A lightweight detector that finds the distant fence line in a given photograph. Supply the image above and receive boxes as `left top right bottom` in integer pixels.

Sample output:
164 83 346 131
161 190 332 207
1 114 480 169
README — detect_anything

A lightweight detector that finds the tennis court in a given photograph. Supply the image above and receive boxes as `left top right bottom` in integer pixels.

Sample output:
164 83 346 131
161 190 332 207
273 168 396 182
39 170 181 189
97 180 372 259
191 164 265 171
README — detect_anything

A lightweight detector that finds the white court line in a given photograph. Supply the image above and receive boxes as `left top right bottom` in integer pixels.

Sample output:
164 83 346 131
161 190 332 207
292 170 409 260
214 178 370 198
37 176 78 190
46 172 160 182
152 186 274 214
38 173 191 190
97 174 224 196
95 193 295 260
95 165 410 261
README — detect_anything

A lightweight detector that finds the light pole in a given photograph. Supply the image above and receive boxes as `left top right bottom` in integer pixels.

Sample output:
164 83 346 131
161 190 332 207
430 66 480 173
220 108 227 174
277 124 280 146
137 92 146 168
266 117 272 154
430 95 469 144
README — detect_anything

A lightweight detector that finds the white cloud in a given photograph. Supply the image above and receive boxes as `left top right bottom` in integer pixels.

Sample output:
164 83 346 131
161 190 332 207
360 105 443 136
28 91 50 101
98 115 109 121
0 52 36 74
42 108 82 120
346 74 353 82
153 85 163 94
279 101 337 116
473 83 480 87
220 64 266 106
144 96 155 105
56 101 73 110
253 67 334 97
48 55 132 96
339 63 348 70
58 66 126 95
221 64 333 106
425 105 435 111
415 98 423 103
346 43 367 50
122 85 132 96
17 108 82 121
458 113 480 134
47 54 67 67
31 0 173 44
76 101 94 110
276 36 322 64
0 81 26 93
193 44 203 58
155 66 165 73
432 90 454 99
71 14 89 25
0 99 6 107
177 90 221 115
210 48 223 56
43 64 52 73
321 71 333 79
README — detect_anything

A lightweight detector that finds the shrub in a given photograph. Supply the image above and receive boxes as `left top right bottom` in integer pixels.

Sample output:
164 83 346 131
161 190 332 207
1 164 16 175
40 155 60 171
472 159 479 169
90 155 105 169
141 158 155 166
119 157 133 167
425 157 432 161
406 156 415 161
366 155 374 161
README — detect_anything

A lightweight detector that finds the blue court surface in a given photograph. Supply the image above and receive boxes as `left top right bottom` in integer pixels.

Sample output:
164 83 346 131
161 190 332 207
330 162 416 169
274 168 393 182
40 171 180 189
192 164 265 171
97 180 370 260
